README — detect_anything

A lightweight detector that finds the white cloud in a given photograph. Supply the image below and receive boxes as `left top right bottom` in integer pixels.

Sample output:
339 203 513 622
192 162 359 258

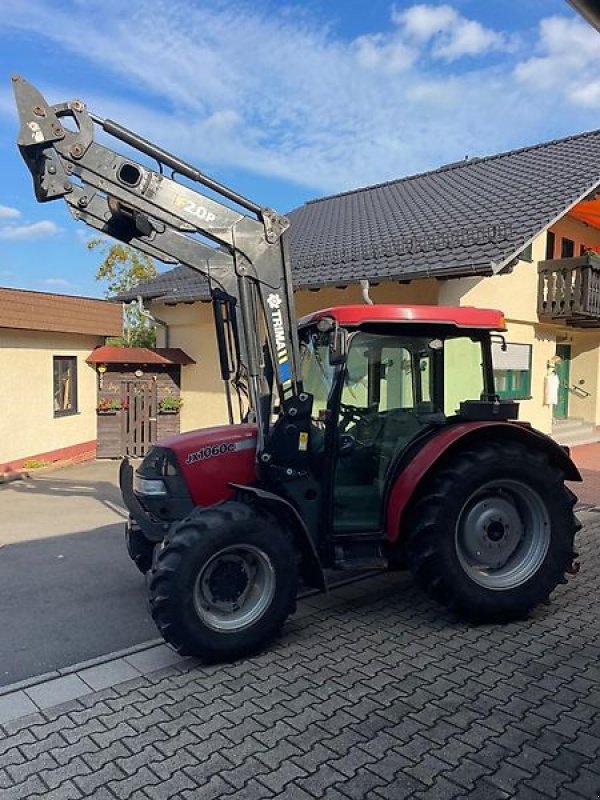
394 4 458 41
433 19 508 61
0 205 20 219
0 220 61 240
515 16 600 107
353 4 509 74
40 278 78 288
0 1 596 197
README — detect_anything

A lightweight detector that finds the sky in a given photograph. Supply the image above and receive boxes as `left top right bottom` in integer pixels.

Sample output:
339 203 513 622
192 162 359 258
0 0 599 298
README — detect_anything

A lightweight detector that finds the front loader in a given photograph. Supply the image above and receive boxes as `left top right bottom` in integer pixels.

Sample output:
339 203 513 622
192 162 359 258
13 78 582 662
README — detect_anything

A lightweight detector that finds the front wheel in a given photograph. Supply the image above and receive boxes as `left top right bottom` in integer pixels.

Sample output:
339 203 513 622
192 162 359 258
125 519 155 574
406 441 580 622
148 501 298 660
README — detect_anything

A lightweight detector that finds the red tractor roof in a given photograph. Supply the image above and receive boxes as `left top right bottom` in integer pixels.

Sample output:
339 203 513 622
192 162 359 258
299 304 506 331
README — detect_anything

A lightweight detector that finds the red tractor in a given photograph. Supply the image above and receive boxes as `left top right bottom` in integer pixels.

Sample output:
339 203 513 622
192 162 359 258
14 79 581 662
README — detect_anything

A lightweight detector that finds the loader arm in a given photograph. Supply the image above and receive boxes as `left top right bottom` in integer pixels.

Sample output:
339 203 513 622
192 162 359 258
12 76 312 468
568 0 600 32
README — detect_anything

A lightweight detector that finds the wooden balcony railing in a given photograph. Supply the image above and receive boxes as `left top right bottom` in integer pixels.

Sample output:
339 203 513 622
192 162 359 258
538 253 600 327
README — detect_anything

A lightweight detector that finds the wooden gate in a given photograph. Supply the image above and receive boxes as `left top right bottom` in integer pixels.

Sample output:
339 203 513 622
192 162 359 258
122 380 157 457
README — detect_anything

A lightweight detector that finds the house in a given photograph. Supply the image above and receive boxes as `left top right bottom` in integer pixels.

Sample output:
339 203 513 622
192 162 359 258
119 128 600 445
0 288 122 474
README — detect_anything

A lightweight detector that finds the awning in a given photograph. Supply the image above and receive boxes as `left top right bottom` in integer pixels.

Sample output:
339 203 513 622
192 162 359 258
570 197 600 229
87 346 195 366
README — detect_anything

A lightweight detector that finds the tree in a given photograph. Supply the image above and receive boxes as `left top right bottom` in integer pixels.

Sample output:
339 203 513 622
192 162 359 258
89 239 158 347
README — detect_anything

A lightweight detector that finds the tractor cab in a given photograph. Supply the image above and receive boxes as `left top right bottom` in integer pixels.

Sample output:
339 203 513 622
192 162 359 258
298 304 515 535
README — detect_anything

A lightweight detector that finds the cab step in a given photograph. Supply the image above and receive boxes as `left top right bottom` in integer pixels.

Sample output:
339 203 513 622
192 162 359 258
333 541 388 570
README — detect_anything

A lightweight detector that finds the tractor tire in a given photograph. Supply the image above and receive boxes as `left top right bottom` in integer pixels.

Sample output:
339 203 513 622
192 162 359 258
406 441 580 622
148 500 298 661
125 520 155 574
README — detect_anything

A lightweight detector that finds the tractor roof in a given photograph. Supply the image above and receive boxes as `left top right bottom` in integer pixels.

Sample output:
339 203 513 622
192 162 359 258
299 305 506 331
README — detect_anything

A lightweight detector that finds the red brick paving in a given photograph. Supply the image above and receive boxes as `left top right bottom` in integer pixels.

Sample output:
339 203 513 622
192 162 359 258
569 443 600 506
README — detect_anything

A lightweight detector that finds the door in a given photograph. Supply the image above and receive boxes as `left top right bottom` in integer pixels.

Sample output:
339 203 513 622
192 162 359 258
332 332 433 533
554 344 571 419
122 380 157 457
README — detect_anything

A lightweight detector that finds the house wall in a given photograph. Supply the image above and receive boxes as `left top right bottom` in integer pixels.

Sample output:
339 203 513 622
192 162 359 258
0 329 101 470
438 220 600 432
548 215 600 257
152 214 600 437
154 302 231 431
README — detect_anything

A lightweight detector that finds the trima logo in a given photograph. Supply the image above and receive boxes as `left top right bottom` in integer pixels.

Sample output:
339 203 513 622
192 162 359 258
267 293 292 390
267 293 283 310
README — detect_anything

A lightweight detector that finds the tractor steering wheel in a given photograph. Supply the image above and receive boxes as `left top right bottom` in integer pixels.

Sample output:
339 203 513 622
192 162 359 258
339 402 374 431
338 403 382 446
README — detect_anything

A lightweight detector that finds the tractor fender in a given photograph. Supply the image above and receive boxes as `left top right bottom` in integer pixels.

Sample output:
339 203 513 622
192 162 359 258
385 421 581 544
229 483 327 592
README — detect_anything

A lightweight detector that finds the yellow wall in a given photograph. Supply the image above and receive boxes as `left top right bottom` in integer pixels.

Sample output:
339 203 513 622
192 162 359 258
549 215 600 257
0 329 101 465
436 223 600 432
154 302 230 431
294 279 439 316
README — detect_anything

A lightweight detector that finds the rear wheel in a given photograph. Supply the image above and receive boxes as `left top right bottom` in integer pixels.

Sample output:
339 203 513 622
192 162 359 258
148 501 298 660
406 441 580 621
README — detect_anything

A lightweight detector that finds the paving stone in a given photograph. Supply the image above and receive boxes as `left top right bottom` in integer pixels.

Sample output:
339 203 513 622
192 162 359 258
78 658 142 691
258 761 309 793
404 752 453 787
522 762 573 798
484 762 533 794
124 645 187 674
219 755 270 790
42 755 94 791
24 675 90 710
373 770 428 799
0 692 38 724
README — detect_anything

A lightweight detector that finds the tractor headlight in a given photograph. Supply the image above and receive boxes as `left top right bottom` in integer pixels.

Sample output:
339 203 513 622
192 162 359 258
134 475 167 496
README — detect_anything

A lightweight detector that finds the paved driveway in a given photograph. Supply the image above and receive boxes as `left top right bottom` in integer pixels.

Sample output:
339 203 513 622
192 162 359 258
1 514 599 799
0 460 126 545
0 461 156 686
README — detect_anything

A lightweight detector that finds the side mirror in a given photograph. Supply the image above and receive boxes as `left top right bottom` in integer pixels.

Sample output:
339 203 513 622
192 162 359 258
329 326 348 365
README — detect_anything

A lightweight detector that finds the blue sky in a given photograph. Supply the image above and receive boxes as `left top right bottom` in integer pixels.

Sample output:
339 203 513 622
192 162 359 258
0 0 598 298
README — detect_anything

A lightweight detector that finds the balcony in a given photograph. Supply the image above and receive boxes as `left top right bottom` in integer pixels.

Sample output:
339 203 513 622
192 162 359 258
538 253 600 327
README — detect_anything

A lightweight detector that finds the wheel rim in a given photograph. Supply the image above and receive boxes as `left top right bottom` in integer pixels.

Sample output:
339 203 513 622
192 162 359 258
455 479 551 590
193 544 276 632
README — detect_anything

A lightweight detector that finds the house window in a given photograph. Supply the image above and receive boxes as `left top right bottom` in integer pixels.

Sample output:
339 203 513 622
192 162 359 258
492 342 532 401
561 237 575 258
519 242 533 262
546 231 555 259
53 356 78 416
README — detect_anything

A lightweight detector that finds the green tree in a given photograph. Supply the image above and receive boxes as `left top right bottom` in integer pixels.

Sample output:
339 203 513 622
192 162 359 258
89 239 158 347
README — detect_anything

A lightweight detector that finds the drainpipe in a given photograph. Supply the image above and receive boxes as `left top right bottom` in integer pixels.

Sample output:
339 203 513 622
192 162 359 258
137 296 169 347
359 279 374 305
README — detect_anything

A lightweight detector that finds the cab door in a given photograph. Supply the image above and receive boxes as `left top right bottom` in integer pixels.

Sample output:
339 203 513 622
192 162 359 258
332 331 432 533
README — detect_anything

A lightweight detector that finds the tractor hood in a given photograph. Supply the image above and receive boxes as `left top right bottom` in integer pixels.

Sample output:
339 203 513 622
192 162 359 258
159 424 258 507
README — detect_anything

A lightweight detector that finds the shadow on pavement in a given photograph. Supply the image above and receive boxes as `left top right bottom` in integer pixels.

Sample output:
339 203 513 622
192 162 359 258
0 522 156 687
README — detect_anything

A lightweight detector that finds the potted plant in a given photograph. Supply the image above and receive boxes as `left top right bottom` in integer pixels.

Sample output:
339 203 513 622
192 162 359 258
159 395 183 414
97 397 126 414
